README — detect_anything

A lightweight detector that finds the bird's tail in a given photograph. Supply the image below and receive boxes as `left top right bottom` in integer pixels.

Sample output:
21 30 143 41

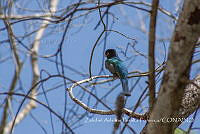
120 78 131 96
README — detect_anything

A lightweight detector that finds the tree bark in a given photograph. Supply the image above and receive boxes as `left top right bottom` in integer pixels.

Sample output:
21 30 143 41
146 0 200 133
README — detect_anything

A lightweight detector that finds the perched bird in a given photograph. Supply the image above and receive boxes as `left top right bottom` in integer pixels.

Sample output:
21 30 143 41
105 49 131 96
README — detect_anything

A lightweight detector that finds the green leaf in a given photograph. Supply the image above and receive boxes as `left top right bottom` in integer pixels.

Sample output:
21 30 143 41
174 128 186 134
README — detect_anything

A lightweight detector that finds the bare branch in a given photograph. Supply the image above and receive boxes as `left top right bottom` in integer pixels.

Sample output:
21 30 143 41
146 0 200 133
0 19 23 134
148 0 159 112
4 0 59 134
67 75 148 120
174 75 200 128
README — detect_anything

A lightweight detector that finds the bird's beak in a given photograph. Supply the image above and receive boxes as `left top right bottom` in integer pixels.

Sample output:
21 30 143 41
105 52 108 57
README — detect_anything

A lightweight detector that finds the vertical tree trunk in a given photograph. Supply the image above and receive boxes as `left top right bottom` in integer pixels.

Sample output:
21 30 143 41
146 0 200 133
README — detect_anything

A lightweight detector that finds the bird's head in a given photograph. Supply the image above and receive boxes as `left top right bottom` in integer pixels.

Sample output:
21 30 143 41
105 49 117 59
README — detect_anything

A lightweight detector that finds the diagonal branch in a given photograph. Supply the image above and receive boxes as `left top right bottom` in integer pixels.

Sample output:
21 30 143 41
0 18 23 134
141 74 200 134
67 75 148 120
173 74 200 128
4 0 60 134
146 0 200 133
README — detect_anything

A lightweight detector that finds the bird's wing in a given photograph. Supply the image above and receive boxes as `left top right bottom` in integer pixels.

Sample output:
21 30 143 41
106 57 128 79
115 61 128 79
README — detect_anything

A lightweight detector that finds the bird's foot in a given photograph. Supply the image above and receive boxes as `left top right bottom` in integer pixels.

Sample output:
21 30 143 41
112 75 118 79
121 92 131 97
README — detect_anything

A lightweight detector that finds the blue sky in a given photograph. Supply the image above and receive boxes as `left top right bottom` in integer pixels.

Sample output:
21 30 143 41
0 0 199 134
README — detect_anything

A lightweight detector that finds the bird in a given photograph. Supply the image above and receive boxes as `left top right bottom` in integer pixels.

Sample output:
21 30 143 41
105 49 131 96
